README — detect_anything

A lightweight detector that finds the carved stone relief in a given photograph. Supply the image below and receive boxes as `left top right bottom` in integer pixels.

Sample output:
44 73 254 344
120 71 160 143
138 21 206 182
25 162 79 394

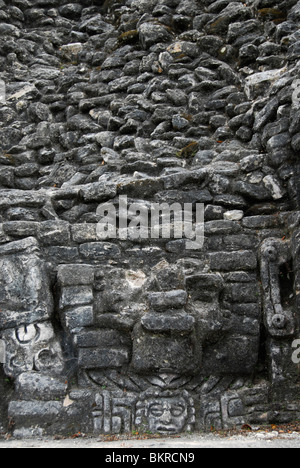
1 323 64 378
260 238 295 338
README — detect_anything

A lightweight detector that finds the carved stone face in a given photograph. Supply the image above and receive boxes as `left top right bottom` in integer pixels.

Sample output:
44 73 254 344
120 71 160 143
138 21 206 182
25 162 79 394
146 397 188 434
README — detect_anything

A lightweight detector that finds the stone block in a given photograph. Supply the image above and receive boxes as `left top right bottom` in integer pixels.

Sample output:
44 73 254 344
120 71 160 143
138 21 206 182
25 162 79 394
141 312 195 333
1 322 64 378
242 215 281 229
3 221 38 237
78 348 129 369
148 290 188 310
79 242 121 260
231 283 260 303
0 238 53 329
131 330 199 374
57 264 94 286
59 286 93 309
45 246 79 263
202 335 259 374
74 329 128 348
8 400 63 424
16 372 67 401
71 224 98 243
186 274 224 302
209 251 257 271
38 221 70 246
205 220 241 235
139 22 172 49
79 182 117 203
61 306 94 330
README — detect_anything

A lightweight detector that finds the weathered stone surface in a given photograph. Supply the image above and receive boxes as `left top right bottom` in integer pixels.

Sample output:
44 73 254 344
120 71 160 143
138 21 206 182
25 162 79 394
57 264 94 286
16 372 67 401
0 0 299 437
0 238 53 329
78 348 129 369
141 312 195 333
209 251 257 271
79 242 121 260
139 22 173 49
1 322 64 378
148 290 188 310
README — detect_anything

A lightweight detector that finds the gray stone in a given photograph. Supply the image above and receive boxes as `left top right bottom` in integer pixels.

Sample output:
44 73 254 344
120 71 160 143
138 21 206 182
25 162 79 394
61 306 94 330
291 133 300 152
79 242 121 260
38 221 70 246
0 238 53 330
16 372 67 401
139 22 173 49
79 183 117 203
245 69 286 99
78 348 129 369
209 251 257 271
8 400 63 424
58 264 94 286
0 0 300 437
59 286 93 309
223 210 244 221
141 313 195 333
148 290 188 310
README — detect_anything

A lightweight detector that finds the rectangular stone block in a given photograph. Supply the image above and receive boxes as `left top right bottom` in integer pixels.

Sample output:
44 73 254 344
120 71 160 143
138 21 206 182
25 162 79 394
0 237 53 330
61 306 94 330
202 335 259 374
148 290 187 310
223 234 258 250
74 329 127 348
209 251 257 271
232 303 261 318
8 400 63 423
38 221 70 246
0 190 46 209
131 332 198 374
71 224 98 243
57 264 94 286
45 246 79 263
205 220 241 235
3 221 38 237
59 286 93 309
78 348 129 369
15 372 67 401
79 242 121 260
242 215 282 229
141 312 195 333
231 283 260 303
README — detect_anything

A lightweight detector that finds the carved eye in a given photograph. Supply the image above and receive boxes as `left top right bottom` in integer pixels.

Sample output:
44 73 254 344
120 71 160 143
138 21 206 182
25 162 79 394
171 405 185 417
149 405 164 417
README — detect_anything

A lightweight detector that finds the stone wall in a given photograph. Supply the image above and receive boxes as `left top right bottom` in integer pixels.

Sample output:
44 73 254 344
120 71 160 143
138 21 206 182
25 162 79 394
0 0 300 437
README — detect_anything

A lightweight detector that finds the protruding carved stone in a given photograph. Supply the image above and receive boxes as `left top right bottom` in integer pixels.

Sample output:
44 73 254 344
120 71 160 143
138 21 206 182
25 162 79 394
135 389 195 435
0 238 54 330
260 238 295 337
1 322 64 378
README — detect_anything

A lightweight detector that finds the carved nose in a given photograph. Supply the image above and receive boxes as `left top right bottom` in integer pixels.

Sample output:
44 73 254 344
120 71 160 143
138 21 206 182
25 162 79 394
160 410 172 424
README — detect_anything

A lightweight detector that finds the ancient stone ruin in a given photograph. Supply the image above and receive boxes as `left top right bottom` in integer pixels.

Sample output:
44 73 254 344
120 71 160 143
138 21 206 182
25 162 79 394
0 0 300 437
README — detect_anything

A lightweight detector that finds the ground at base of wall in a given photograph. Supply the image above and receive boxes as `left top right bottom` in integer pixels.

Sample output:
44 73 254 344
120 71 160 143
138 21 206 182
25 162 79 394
2 426 300 448
2 423 300 448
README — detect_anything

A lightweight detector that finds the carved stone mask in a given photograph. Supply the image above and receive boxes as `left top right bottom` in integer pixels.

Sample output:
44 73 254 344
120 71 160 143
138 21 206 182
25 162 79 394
146 397 188 434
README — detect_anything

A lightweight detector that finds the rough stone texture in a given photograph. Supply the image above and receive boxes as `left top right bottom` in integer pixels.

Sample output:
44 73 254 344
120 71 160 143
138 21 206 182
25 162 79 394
0 0 300 438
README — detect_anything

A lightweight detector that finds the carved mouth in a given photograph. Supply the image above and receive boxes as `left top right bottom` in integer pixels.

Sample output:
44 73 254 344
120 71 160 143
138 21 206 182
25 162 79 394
157 426 177 433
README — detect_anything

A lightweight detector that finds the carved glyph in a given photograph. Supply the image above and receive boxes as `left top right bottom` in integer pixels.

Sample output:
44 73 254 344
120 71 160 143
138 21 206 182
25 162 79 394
1 322 64 378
